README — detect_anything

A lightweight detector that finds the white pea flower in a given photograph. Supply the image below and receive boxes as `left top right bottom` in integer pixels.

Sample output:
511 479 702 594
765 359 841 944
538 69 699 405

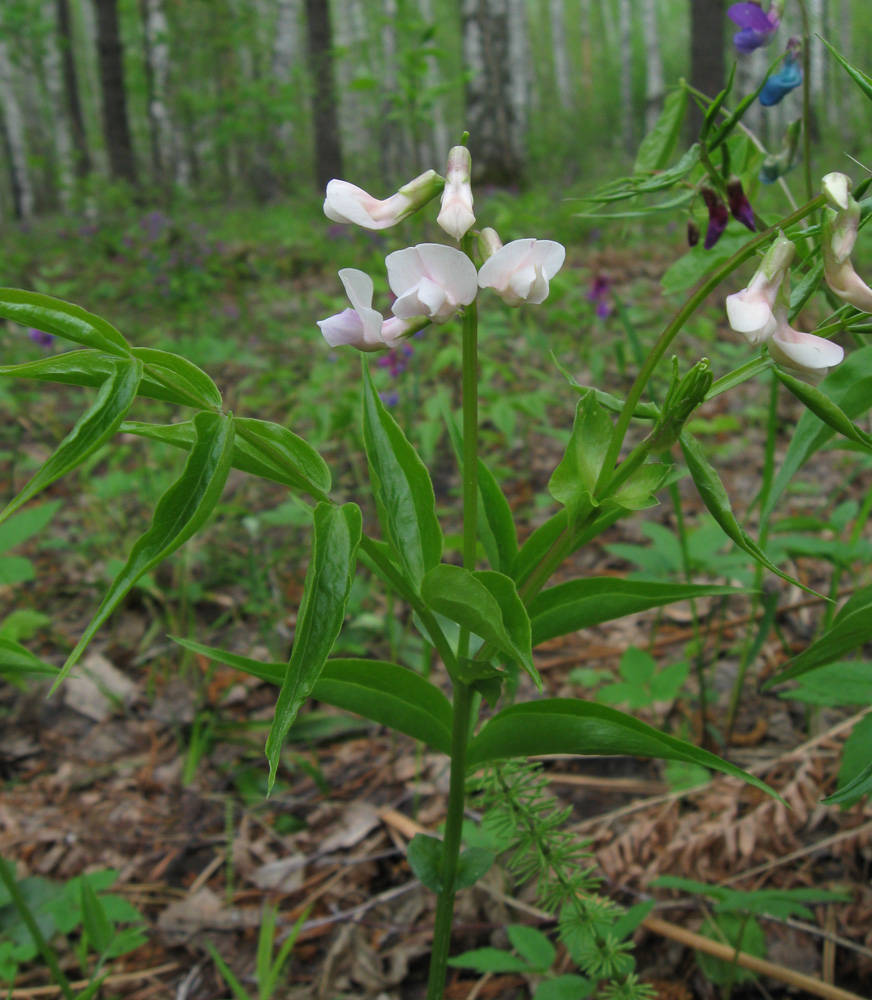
437 146 475 241
324 170 443 231
821 173 872 313
477 234 566 307
318 268 424 352
386 244 478 325
725 233 794 345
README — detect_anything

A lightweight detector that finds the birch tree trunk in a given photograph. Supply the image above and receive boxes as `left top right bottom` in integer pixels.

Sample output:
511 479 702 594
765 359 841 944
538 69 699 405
93 0 138 184
42 0 75 207
139 0 176 190
462 0 527 183
55 0 92 178
305 0 343 188
641 0 664 132
272 0 301 152
579 0 592 97
619 0 634 152
549 0 571 113
0 39 34 218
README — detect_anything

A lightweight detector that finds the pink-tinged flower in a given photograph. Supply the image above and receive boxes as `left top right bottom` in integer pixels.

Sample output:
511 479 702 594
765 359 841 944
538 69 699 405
768 323 844 382
821 172 872 313
728 2 781 53
437 146 475 241
477 237 566 307
725 232 794 344
386 244 478 324
726 177 756 233
701 188 729 250
323 170 444 230
317 268 425 352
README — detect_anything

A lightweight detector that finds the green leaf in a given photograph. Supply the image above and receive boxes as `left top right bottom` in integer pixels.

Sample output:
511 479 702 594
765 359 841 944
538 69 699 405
362 361 442 588
774 368 872 452
507 924 555 971
421 565 536 682
820 36 872 103
634 88 688 172
0 637 59 678
265 502 362 790
0 358 142 524
444 408 517 574
548 394 613 524
234 417 331 499
465 699 780 800
203 940 251 1000
52 412 235 690
80 880 112 954
407 834 443 892
447 948 535 974
765 584 872 686
661 233 750 296
825 716 872 806
701 64 735 141
131 347 222 410
529 578 743 646
0 288 130 356
455 848 495 891
779 661 872 706
533 975 594 1000
0 500 62 554
765 346 872 520
612 461 671 510
680 432 815 594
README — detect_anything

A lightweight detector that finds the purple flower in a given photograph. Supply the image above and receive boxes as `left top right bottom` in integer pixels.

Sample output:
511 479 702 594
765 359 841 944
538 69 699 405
27 328 54 348
726 177 756 233
380 391 399 407
701 188 730 250
728 2 780 53
587 274 613 318
760 44 803 106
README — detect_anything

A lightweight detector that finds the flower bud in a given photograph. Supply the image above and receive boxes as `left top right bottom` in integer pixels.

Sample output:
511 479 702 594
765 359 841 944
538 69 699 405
701 187 729 250
726 176 756 233
324 170 444 230
687 219 700 248
649 358 713 452
437 146 475 240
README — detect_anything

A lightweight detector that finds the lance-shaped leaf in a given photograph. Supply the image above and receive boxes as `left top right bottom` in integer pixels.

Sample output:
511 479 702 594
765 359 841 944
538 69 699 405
765 346 872 520
51 411 235 690
421 564 536 684
172 639 452 754
548 394 613 526
1 358 142 525
634 87 687 173
444 408 517 574
123 419 328 496
0 350 211 407
265 502 362 790
0 288 131 356
0 637 59 678
680 432 815 594
234 417 331 499
362 361 442 588
466 699 779 799
530 578 744 646
131 347 222 410
764 584 872 686
775 369 872 452
821 36 872 103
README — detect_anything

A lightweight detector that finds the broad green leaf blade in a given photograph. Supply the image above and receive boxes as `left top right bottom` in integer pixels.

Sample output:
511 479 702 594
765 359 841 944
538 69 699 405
513 509 568 587
0 350 210 407
52 412 235 690
265 502 362 790
466 699 780 799
548 394 613 525
421 564 535 679
444 408 517 574
362 361 442 588
774 368 872 451
80 880 112 953
407 834 443 892
764 584 872 686
0 288 131 356
0 359 143 524
507 924 555 971
447 949 535 974
455 848 495 891
0 500 62 554
764 346 872 520
234 417 331 499
0 637 59 678
529 578 743 646
680 432 816 595
825 751 872 807
634 87 687 172
131 347 222 410
820 36 872 102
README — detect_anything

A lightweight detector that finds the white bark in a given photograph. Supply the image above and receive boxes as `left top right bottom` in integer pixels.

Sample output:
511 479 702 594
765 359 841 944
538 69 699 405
142 0 181 186
549 0 571 112
333 0 371 162
42 0 75 207
272 0 301 151
641 0 664 133
0 39 34 218
418 0 449 165
579 0 592 95
618 0 633 152
507 0 529 143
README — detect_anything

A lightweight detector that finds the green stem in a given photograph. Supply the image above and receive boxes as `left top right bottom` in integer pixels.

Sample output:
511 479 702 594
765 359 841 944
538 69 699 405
427 681 475 1000
593 195 825 497
458 234 479 660
0 856 76 1000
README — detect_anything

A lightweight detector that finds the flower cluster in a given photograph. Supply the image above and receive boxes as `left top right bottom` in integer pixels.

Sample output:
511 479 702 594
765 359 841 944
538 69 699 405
318 147 566 352
820 172 872 313
728 4 802 109
726 231 844 381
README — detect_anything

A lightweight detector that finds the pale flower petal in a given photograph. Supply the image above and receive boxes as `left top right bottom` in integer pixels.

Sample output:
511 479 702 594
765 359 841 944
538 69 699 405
386 244 478 325
770 326 844 381
825 261 872 312
478 239 566 307
323 171 443 230
437 146 475 240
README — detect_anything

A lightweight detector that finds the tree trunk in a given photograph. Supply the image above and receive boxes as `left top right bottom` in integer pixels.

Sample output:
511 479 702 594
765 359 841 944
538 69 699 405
139 0 175 190
549 0 571 112
272 0 301 153
418 0 449 165
0 39 34 218
56 0 92 177
92 0 138 184
305 0 343 188
641 0 664 133
578 0 592 97
42 0 76 207
689 0 725 135
461 0 527 184
619 0 634 153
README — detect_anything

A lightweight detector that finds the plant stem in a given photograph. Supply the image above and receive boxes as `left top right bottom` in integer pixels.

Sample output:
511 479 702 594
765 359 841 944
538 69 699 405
458 234 479 660
0 856 76 1000
427 680 475 1000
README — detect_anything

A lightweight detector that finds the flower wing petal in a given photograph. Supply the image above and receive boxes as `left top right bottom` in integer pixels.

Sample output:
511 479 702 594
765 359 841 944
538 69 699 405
770 328 845 373
414 243 479 304
728 2 775 31
386 247 428 297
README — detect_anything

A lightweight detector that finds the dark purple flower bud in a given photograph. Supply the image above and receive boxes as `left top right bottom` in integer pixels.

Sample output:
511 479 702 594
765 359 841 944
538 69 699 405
27 328 54 348
726 177 756 232
687 219 700 248
701 188 729 250
587 273 613 318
